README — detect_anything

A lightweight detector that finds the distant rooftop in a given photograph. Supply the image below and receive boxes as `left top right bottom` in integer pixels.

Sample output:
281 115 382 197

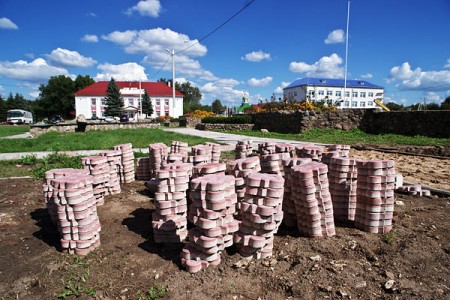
284 77 384 90
75 81 184 97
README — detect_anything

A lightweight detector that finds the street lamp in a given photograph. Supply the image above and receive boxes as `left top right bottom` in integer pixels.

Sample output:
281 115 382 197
166 49 175 117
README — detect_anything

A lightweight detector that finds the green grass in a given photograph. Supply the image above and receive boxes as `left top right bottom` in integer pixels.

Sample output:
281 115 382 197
0 128 218 153
57 256 96 299
216 128 450 146
0 125 30 137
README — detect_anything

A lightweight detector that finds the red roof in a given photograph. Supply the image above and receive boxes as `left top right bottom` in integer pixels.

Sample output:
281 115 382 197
74 81 184 97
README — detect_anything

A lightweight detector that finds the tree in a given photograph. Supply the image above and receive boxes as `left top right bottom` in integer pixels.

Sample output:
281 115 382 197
441 96 450 110
0 95 6 122
385 102 404 111
211 99 225 114
103 78 124 117
34 74 95 120
141 89 153 117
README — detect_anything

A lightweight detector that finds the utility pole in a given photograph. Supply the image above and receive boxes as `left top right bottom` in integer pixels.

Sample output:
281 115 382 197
166 49 175 117
139 80 142 120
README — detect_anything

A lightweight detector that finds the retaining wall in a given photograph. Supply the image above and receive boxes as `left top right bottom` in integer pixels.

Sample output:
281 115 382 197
195 123 254 131
30 122 160 137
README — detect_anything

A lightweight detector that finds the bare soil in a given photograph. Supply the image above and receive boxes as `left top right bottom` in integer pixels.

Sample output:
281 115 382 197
0 150 449 300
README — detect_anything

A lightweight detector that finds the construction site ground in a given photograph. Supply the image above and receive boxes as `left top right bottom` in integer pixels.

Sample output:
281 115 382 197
0 148 449 299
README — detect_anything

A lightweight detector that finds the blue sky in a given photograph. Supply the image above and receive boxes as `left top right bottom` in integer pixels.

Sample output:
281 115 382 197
0 0 449 106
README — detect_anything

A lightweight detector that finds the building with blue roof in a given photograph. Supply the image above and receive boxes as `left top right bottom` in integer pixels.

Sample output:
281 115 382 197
283 77 385 109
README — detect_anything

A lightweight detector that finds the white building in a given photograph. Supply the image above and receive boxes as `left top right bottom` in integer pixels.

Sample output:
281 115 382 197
74 81 184 120
283 77 384 109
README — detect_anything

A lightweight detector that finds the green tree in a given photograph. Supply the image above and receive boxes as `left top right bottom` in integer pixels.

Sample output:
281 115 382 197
104 78 124 117
0 95 6 122
440 96 450 110
211 99 225 114
141 89 154 117
385 102 404 111
74 75 95 91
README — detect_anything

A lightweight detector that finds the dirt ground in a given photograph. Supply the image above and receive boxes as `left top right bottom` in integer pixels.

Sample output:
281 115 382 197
0 150 449 300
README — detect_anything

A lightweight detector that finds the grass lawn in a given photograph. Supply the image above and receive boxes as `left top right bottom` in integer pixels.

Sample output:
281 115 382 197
0 125 30 137
0 128 218 153
216 129 450 146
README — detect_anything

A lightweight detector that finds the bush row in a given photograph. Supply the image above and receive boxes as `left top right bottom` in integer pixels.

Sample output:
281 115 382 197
202 115 253 124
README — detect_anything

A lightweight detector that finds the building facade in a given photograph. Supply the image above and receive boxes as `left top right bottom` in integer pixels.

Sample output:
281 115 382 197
74 81 184 120
283 77 384 109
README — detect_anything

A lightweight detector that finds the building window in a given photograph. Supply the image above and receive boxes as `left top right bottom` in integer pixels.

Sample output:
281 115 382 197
360 101 366 107
327 91 333 96
156 111 160 117
91 98 96 106
308 90 315 96
352 101 357 107
156 99 160 105
318 90 324 96
352 92 358 97
165 112 169 117
128 99 133 106
368 92 374 97
336 91 342 97
165 99 169 106
345 91 350 97
368 101 373 106
360 92 366 98
344 101 350 107
294 92 297 96
101 99 106 106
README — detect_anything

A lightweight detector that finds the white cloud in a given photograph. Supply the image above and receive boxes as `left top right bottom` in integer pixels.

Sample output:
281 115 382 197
0 58 68 81
388 62 450 91
324 29 344 44
81 34 98 43
289 53 344 78
423 92 442 103
95 62 148 81
241 51 271 62
29 91 40 98
125 0 161 17
361 73 373 79
274 81 290 94
444 59 450 68
102 30 137 45
0 17 18 30
200 78 244 105
47 48 97 68
247 76 273 87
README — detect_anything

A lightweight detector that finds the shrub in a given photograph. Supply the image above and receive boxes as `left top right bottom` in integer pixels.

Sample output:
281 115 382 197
191 110 214 119
202 115 253 124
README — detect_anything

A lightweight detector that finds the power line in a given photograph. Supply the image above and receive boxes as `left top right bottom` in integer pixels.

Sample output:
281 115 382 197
176 0 257 56
148 56 171 81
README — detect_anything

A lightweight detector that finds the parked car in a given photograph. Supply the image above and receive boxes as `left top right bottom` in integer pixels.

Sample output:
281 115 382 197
120 115 129 123
50 115 64 124
104 116 115 122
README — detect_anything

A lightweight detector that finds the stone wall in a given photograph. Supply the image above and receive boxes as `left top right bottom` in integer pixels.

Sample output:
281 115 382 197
252 109 368 133
195 123 254 131
30 122 160 137
180 117 202 128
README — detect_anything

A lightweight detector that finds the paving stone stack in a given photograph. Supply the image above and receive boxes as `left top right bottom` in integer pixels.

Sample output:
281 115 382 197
191 162 226 179
43 168 101 255
113 143 135 184
258 142 277 155
397 184 431 196
321 151 342 165
148 143 169 179
182 174 238 273
260 153 290 176
203 142 222 163
234 173 284 260
281 157 312 227
135 157 151 180
328 157 358 222
275 143 295 157
226 156 262 216
98 150 122 195
296 144 324 161
170 141 189 156
152 163 191 243
81 156 110 205
327 144 351 157
290 162 336 238
355 160 396 234
235 140 254 159
189 144 212 165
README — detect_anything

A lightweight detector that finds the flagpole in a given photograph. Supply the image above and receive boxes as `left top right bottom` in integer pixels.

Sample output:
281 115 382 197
344 0 350 107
